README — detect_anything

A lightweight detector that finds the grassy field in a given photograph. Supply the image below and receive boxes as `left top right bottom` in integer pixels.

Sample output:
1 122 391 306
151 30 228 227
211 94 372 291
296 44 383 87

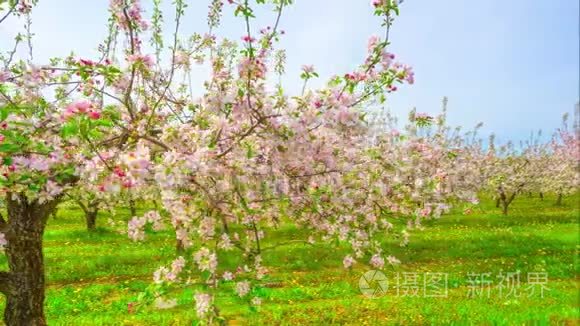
0 194 577 325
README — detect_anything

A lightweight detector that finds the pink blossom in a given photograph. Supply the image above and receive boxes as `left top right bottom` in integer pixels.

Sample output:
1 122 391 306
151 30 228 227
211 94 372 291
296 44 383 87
419 207 432 217
174 50 190 66
171 256 186 275
154 297 177 310
44 180 62 197
193 247 218 273
62 100 95 120
372 0 384 7
336 107 356 125
75 100 92 113
128 216 147 241
88 110 101 120
153 267 169 284
414 112 432 120
144 211 164 231
28 156 50 171
218 233 234 251
343 255 356 269
301 65 315 74
403 65 415 84
78 58 95 66
235 281 251 297
387 255 401 265
176 228 191 248
241 35 255 43
127 54 155 68
469 198 480 205
0 71 9 82
367 35 380 52
104 182 121 193
194 293 212 318
370 254 385 269
222 271 234 281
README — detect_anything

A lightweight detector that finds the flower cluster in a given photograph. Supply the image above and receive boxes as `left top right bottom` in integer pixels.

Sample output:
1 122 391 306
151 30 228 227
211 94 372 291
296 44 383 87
62 100 101 121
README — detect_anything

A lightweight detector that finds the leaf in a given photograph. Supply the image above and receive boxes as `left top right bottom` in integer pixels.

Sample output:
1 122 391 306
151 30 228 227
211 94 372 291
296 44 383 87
61 121 79 138
0 143 21 153
93 119 114 128
0 107 8 121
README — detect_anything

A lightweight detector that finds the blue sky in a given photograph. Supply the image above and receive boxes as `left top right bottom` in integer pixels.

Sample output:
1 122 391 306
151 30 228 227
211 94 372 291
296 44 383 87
1 0 578 142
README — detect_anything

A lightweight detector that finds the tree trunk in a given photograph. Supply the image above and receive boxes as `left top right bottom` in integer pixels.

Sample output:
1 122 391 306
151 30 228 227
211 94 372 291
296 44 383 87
495 198 500 208
1 194 59 326
74 199 100 232
85 208 98 231
129 198 136 217
539 192 544 201
176 239 185 254
556 193 563 206
498 190 510 215
502 192 517 216
501 201 509 215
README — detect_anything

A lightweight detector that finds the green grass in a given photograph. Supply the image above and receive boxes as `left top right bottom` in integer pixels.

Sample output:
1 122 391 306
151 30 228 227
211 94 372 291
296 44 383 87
0 194 578 325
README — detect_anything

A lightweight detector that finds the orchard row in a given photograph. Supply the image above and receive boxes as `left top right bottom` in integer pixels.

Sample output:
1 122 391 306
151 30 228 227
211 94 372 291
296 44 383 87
0 0 576 324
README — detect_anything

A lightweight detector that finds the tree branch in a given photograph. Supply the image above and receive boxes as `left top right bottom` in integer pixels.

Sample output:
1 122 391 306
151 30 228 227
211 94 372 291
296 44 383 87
0 6 14 26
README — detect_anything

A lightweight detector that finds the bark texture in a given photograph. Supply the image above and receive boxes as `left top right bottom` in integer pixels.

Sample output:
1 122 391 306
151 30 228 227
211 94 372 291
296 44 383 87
1 194 59 326
85 209 98 231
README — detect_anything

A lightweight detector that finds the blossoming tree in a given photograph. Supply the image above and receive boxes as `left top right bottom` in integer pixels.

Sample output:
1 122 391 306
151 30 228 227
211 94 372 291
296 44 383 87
543 112 579 205
0 0 475 324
